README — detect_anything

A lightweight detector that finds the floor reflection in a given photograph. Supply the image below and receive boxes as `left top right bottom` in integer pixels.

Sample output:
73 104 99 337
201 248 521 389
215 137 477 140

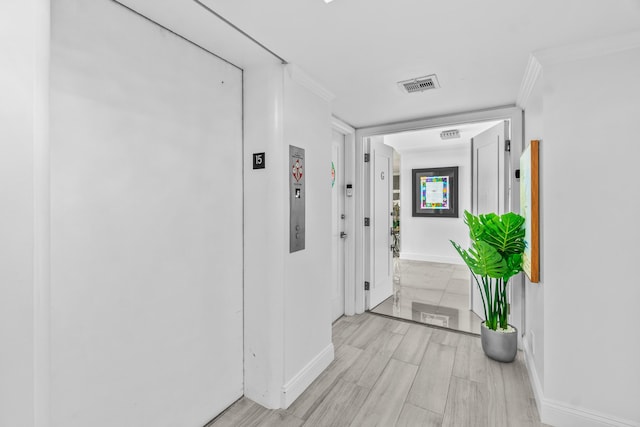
370 259 482 335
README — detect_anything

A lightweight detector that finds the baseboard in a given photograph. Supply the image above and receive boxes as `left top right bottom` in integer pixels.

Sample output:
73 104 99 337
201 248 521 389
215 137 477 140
523 340 638 427
280 343 334 408
523 338 545 419
400 252 465 265
543 399 639 427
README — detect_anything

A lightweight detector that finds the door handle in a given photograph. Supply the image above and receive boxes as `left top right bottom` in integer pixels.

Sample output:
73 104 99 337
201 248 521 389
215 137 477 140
340 232 347 239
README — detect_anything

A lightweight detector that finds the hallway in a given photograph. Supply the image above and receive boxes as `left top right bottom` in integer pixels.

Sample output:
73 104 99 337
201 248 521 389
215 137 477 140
209 313 545 427
371 260 483 335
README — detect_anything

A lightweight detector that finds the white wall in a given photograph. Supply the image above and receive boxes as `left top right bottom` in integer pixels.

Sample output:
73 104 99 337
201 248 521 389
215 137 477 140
243 60 287 409
523 75 545 389
282 66 333 388
394 145 470 264
0 1 45 425
244 63 334 409
49 1 243 426
542 47 640 425
521 39 640 426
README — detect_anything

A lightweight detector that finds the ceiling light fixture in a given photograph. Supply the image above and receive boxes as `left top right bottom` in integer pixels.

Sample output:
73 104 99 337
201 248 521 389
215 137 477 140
324 0 335 3
440 129 460 140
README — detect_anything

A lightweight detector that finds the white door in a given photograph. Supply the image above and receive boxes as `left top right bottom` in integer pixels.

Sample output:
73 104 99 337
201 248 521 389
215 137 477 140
370 139 394 308
471 121 508 319
331 130 346 321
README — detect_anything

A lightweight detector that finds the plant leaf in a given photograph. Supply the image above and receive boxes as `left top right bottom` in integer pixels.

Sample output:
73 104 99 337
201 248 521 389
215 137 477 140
480 212 525 256
503 253 523 282
450 240 477 273
453 240 506 279
463 210 484 241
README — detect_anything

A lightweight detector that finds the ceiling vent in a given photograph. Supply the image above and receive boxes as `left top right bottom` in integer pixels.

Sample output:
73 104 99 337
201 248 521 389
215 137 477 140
398 74 440 94
440 129 460 140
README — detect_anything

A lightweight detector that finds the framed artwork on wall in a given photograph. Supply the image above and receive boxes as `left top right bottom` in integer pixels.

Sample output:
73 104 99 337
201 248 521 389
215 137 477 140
520 140 540 283
411 166 459 218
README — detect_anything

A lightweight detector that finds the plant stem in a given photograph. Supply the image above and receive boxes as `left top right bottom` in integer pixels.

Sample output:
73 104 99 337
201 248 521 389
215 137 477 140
470 271 488 321
500 278 509 329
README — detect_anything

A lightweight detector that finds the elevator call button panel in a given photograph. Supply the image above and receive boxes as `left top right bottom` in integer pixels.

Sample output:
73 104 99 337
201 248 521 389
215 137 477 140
289 145 305 253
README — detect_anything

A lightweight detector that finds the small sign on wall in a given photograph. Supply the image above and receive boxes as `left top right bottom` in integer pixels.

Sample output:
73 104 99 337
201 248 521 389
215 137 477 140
253 152 265 169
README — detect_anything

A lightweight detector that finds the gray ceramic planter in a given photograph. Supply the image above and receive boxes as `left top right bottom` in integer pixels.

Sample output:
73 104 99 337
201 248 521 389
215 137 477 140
480 322 518 363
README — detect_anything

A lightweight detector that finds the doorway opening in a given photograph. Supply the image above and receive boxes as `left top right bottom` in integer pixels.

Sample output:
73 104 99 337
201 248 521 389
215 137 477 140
330 117 357 322
364 117 517 336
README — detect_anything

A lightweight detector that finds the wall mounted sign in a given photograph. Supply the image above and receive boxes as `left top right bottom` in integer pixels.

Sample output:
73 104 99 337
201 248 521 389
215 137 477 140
289 146 305 253
253 152 265 169
412 166 459 218
331 161 336 187
520 140 540 283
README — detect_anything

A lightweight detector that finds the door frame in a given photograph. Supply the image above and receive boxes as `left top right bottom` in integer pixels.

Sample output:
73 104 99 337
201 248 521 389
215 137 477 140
354 106 523 324
470 120 510 319
331 116 357 316
368 137 394 309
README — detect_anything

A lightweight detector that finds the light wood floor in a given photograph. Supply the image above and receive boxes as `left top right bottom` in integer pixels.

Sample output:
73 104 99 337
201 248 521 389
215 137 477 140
207 313 547 427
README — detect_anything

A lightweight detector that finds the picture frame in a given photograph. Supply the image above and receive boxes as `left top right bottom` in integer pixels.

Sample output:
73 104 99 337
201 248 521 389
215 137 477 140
411 166 459 218
520 140 540 283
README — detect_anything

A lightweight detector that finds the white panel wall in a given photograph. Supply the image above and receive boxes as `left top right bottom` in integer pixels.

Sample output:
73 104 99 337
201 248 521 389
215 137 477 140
0 1 45 425
396 146 471 264
541 47 640 425
50 1 243 426
523 76 545 388
243 60 287 409
243 64 334 409
282 67 333 388
523 43 640 426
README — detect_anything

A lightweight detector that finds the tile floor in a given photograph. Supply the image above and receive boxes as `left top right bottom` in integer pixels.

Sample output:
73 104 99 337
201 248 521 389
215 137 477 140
370 259 482 334
208 313 546 427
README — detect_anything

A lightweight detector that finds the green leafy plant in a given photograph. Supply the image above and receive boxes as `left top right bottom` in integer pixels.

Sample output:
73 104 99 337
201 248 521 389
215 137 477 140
450 210 525 331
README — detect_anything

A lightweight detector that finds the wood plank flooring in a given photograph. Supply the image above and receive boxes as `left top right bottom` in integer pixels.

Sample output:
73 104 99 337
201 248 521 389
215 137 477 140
207 313 547 427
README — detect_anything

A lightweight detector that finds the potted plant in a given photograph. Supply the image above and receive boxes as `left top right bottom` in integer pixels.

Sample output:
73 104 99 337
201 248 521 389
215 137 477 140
450 210 525 362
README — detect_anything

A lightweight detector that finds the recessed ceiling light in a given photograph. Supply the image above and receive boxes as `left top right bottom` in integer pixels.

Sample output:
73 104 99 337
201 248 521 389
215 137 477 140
324 0 335 3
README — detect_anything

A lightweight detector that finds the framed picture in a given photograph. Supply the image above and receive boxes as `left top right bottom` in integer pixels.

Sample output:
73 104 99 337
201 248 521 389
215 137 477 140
411 166 459 218
520 140 539 283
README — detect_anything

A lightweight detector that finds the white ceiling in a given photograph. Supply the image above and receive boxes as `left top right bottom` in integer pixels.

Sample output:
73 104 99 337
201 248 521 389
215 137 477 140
384 121 502 153
118 0 640 128
385 120 502 173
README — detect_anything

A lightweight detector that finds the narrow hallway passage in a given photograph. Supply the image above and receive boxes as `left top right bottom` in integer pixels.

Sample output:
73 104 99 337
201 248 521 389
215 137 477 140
208 313 546 427
371 260 482 335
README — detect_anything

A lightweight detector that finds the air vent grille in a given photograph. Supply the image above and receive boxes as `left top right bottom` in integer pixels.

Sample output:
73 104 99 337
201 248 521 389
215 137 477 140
440 129 460 140
398 74 440 94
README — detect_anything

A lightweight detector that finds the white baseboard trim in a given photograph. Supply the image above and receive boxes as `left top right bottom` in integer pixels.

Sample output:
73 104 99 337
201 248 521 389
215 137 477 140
543 399 639 427
281 343 334 408
400 252 465 265
523 338 545 418
523 340 639 427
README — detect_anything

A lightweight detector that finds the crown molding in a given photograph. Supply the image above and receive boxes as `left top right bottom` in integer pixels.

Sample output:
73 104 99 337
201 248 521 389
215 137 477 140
516 54 542 110
534 30 640 67
517 31 640 110
286 64 335 102
331 116 355 134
